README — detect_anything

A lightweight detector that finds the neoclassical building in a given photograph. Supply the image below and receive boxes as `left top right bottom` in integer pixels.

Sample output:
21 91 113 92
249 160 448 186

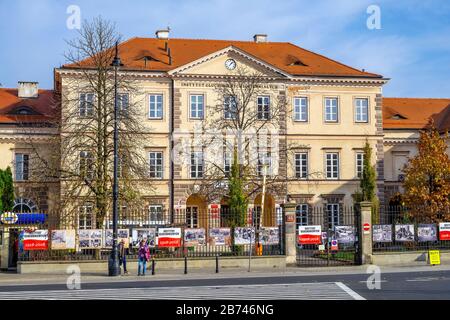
1 31 449 238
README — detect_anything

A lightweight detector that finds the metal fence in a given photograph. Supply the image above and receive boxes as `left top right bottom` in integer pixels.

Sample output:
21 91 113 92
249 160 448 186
17 206 284 262
373 205 450 253
296 205 361 267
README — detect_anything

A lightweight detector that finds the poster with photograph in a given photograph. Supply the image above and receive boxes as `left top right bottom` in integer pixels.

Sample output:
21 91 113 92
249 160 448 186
234 227 255 245
132 228 156 247
417 224 437 242
23 229 48 250
184 228 206 246
208 228 231 246
395 224 415 242
439 223 450 241
298 225 322 245
372 225 392 242
78 229 103 249
157 228 182 247
334 226 356 244
104 229 130 248
260 227 279 245
51 230 76 250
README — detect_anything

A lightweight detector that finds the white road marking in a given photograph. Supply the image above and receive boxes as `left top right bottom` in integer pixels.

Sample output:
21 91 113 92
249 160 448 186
0 282 365 300
335 282 366 300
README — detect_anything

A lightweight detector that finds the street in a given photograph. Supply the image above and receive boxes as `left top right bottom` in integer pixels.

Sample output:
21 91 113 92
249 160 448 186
0 266 450 300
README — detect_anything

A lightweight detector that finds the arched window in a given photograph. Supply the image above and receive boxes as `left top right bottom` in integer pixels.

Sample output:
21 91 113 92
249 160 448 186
12 198 38 213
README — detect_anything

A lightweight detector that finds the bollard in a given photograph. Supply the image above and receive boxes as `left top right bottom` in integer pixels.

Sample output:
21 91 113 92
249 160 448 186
215 255 219 273
151 259 155 275
184 256 187 274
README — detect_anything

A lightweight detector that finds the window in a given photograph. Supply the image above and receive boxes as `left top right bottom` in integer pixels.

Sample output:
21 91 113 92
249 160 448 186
325 153 339 179
149 205 164 225
356 152 364 178
257 152 272 176
190 151 204 178
149 94 163 119
296 204 309 227
118 93 129 114
224 151 232 176
324 97 338 122
293 97 308 122
79 203 93 229
149 152 163 178
257 96 270 120
355 98 368 123
15 153 29 181
79 93 94 117
190 94 204 119
186 206 198 228
326 203 340 229
224 95 237 119
295 153 308 179
79 151 94 179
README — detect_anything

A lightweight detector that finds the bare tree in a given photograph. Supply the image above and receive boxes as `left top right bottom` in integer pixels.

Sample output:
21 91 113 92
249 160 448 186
23 17 152 230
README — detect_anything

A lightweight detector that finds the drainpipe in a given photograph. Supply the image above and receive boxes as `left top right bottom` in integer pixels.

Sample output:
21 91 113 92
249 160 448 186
169 77 175 222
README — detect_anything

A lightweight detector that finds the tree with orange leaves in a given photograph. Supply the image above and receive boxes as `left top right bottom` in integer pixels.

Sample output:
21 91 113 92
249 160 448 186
403 123 450 222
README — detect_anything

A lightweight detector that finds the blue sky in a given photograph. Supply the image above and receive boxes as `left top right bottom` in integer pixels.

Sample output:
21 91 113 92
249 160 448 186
0 0 449 97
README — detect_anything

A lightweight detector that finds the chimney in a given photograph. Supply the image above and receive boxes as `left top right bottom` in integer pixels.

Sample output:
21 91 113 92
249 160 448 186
155 29 170 39
253 34 267 43
18 81 39 98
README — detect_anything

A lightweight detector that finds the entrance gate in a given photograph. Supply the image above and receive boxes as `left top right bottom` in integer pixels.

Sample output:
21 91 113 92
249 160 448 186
296 205 361 267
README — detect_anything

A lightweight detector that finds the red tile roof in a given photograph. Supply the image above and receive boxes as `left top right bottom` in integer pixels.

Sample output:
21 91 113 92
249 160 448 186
64 37 383 78
383 97 450 132
0 88 57 125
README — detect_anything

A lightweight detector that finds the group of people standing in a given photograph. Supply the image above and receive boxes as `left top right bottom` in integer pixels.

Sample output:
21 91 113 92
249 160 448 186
118 239 150 276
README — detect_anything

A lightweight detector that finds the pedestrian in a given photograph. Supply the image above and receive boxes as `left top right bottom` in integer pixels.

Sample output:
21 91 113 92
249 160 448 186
118 239 128 275
137 239 150 276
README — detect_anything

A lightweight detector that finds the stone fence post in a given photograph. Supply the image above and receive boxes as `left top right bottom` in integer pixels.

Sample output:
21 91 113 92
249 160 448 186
359 201 373 265
282 201 297 265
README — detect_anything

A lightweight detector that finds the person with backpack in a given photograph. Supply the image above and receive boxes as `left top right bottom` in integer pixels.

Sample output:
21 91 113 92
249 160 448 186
137 239 150 276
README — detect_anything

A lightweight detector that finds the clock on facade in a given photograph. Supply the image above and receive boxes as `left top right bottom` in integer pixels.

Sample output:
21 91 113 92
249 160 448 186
225 59 237 70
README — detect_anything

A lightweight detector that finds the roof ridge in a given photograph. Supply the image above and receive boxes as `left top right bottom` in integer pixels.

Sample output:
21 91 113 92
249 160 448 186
133 36 290 44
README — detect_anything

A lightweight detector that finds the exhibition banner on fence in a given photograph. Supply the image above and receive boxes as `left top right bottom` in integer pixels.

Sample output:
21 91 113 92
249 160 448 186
260 227 279 245
417 224 437 242
78 229 103 249
132 228 156 247
208 228 231 246
334 226 356 244
395 224 415 242
104 229 130 248
51 230 76 250
234 227 255 245
298 225 322 245
439 223 450 240
184 228 206 246
372 225 392 242
23 229 48 250
157 228 182 247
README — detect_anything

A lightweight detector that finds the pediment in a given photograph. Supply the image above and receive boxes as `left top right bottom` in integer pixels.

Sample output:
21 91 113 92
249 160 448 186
168 46 291 78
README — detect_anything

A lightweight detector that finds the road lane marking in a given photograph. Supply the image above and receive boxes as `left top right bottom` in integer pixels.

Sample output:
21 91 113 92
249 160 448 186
335 282 366 300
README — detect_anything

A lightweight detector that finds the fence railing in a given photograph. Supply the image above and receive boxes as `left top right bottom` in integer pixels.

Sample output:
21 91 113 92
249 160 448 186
16 207 284 262
373 205 450 253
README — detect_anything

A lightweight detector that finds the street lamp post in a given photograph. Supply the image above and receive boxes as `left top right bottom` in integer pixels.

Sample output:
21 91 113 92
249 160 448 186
108 42 122 276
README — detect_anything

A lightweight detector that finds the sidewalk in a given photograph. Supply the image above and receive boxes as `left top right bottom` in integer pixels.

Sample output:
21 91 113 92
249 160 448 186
1 264 450 286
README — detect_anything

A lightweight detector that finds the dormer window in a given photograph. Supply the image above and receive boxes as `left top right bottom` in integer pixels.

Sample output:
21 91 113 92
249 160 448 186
391 114 407 120
8 106 39 115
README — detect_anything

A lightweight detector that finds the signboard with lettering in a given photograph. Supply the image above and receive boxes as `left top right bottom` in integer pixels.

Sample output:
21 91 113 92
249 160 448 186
298 225 322 245
23 229 48 250
439 223 450 241
157 228 182 247
429 250 441 265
